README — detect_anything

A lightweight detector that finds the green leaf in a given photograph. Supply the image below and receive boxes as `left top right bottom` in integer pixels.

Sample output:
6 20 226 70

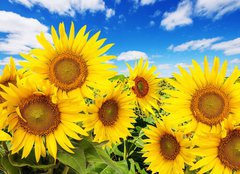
72 139 126 174
57 147 86 174
8 153 55 170
1 155 20 174
109 75 126 82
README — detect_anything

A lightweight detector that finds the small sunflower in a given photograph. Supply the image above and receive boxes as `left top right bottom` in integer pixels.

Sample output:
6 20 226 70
0 57 17 105
191 118 240 174
20 22 117 98
81 82 135 145
143 118 194 174
163 57 240 133
127 58 161 114
0 77 88 162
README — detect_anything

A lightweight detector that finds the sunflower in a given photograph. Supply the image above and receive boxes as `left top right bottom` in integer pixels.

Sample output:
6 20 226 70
20 22 117 98
0 77 88 162
0 107 11 141
142 118 195 174
191 118 240 174
127 58 161 114
163 57 240 133
81 82 135 145
0 57 17 105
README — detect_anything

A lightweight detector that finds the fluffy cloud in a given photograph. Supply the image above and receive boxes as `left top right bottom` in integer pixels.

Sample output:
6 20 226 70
0 56 25 66
158 64 171 70
174 63 192 68
168 37 221 52
117 51 148 61
211 38 240 56
106 8 115 19
161 0 192 30
230 58 240 64
10 0 106 17
140 0 157 5
0 11 51 55
195 0 240 20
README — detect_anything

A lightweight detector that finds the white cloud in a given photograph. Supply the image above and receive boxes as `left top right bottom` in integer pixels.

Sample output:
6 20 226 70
230 58 240 64
117 51 148 61
211 38 240 56
161 0 192 30
0 11 50 55
174 63 192 68
10 0 106 17
119 68 129 76
140 0 157 5
0 57 26 66
158 64 171 70
149 20 155 27
195 0 240 20
106 8 115 19
168 37 221 52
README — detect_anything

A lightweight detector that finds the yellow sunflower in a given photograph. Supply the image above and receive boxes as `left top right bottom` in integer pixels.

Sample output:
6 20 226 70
20 22 117 98
163 57 240 133
191 118 240 174
143 118 195 174
0 57 17 105
81 82 135 145
0 77 88 162
127 58 161 114
0 107 11 141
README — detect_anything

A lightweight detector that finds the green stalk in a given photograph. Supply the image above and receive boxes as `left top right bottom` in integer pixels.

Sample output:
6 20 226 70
62 166 69 174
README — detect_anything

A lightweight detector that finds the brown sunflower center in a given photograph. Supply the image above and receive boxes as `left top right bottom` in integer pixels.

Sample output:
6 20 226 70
132 76 149 98
49 52 88 91
160 134 180 160
98 99 119 126
218 130 240 170
191 86 229 125
19 95 60 135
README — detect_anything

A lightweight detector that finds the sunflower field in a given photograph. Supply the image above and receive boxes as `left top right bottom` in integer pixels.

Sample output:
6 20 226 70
0 22 240 174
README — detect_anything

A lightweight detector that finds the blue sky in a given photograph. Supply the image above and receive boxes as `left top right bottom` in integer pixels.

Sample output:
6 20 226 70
0 0 240 77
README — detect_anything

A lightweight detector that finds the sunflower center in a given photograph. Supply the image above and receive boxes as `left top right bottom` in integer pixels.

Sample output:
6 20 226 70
191 86 229 125
49 52 88 91
54 58 80 84
19 95 60 135
132 76 149 98
218 130 240 170
160 134 180 160
98 99 118 126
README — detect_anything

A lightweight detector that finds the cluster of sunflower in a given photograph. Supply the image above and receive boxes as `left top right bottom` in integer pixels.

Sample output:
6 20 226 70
0 22 239 174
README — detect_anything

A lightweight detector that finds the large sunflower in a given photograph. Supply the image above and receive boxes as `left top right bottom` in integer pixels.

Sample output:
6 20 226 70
127 58 161 114
142 118 194 174
81 82 135 145
163 57 240 133
0 77 88 162
20 22 117 98
191 118 240 174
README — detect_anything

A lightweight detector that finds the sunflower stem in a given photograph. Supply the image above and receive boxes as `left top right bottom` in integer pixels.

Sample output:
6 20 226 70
47 168 53 174
123 140 127 160
62 166 69 174
2 142 8 154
